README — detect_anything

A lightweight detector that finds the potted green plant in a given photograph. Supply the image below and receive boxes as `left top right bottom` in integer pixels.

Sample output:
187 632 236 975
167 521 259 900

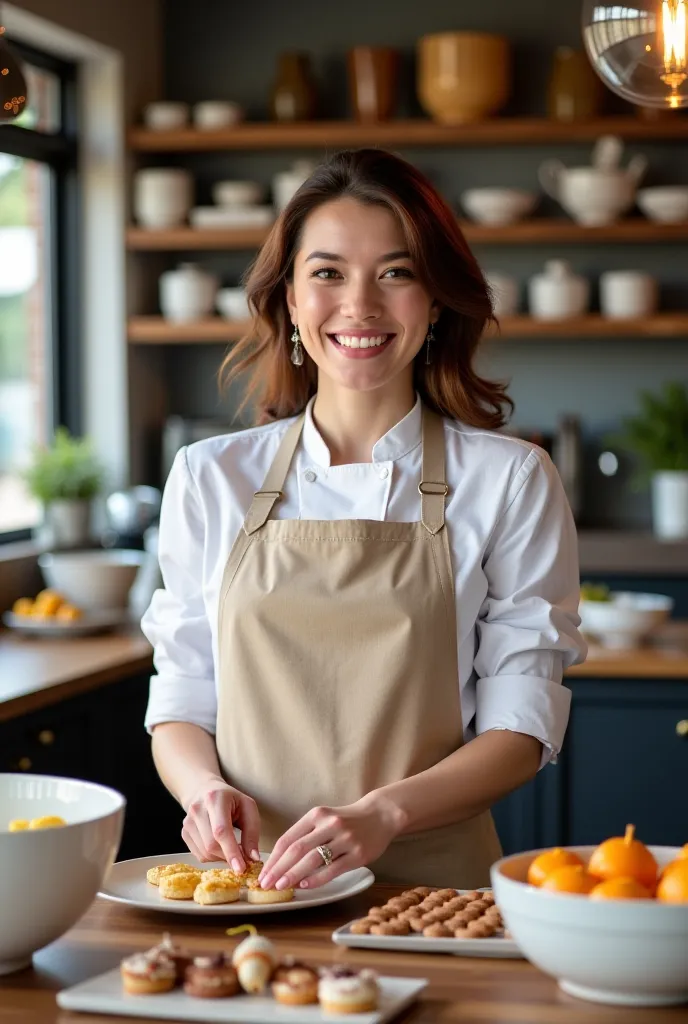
23 428 105 548
610 382 688 540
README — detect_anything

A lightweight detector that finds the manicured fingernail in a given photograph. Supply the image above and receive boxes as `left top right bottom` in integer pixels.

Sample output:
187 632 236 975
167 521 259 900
300 879 309 889
232 858 242 873
250 849 260 861
260 875 273 890
275 876 289 891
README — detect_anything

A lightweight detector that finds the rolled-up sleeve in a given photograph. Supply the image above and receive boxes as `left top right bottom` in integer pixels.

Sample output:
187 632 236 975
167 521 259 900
141 447 217 735
474 448 587 767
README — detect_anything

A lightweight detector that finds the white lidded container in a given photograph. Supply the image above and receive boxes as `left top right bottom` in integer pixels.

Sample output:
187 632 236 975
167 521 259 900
528 259 589 320
159 262 218 322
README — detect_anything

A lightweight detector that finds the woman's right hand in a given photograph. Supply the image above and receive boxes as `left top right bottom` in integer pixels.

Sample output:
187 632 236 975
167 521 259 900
181 775 261 872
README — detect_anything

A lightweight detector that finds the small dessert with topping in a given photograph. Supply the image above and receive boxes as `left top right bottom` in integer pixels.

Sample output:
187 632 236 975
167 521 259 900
120 949 176 995
183 953 240 999
318 966 379 1014
271 957 319 1006
151 932 192 983
245 874 295 904
159 869 203 900
193 874 241 905
146 863 197 886
231 933 277 993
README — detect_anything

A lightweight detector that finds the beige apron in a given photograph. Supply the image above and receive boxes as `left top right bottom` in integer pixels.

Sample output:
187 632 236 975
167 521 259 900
216 404 502 887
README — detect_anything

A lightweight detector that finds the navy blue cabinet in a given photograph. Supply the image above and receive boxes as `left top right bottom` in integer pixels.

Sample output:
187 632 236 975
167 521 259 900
493 678 688 854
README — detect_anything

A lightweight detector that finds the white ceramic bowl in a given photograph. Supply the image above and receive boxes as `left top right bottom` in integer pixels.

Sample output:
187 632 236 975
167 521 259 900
38 549 145 611
637 186 688 224
579 591 674 649
192 100 244 130
461 188 538 226
0 774 125 975
492 845 687 1006
216 287 250 320
212 180 264 207
142 101 189 131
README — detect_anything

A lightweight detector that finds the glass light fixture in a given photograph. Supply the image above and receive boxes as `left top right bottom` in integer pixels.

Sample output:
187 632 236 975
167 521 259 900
0 25 28 122
582 1 688 108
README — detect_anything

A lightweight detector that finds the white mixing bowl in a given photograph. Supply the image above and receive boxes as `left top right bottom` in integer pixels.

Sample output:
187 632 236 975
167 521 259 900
461 188 538 226
0 774 125 975
492 845 687 1006
579 591 673 649
38 549 145 611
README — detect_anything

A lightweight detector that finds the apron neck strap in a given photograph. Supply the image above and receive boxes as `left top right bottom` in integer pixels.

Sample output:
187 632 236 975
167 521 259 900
243 403 448 536
419 405 448 536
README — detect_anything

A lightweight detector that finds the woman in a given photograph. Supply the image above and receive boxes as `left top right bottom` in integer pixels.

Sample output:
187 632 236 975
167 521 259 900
142 148 586 892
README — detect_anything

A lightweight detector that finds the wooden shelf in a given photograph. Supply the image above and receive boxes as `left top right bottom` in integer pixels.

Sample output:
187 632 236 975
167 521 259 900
126 219 688 251
128 314 688 344
128 116 688 152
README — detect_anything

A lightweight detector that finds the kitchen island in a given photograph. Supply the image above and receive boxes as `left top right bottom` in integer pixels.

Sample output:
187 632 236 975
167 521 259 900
0 883 683 1023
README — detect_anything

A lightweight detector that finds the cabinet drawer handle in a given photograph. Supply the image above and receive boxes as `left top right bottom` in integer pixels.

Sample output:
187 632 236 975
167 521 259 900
677 719 688 738
17 756 32 771
38 729 55 746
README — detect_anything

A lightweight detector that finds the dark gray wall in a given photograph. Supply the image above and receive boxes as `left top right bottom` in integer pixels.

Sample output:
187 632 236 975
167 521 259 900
159 0 688 528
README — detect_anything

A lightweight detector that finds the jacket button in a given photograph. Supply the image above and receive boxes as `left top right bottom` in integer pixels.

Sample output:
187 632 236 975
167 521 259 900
304 470 317 483
378 466 389 480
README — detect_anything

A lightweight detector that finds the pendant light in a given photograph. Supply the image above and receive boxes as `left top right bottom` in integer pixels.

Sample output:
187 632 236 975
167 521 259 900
582 1 687 109
0 25 28 122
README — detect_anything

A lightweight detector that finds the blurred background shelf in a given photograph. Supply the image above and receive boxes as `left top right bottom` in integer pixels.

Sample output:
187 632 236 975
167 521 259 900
126 220 688 250
128 117 688 152
127 314 688 343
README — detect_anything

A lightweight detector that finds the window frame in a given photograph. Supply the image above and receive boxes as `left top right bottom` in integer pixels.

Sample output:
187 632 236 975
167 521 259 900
0 38 80 543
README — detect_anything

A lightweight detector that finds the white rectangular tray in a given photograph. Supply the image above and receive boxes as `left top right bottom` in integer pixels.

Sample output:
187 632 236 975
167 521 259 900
332 923 523 959
56 967 427 1023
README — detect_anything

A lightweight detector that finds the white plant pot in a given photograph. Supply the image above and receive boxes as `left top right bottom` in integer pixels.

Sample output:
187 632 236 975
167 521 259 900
651 471 688 540
41 499 92 549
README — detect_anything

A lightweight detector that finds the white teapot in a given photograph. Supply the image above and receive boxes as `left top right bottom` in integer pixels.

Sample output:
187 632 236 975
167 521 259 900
539 135 647 226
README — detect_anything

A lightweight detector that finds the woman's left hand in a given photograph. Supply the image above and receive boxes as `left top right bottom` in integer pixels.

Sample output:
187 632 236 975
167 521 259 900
258 793 406 891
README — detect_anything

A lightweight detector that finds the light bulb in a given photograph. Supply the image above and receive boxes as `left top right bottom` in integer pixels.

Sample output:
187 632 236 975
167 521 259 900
0 26 28 122
582 1 688 108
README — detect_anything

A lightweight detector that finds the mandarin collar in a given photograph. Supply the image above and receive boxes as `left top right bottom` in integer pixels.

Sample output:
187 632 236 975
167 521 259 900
301 394 422 469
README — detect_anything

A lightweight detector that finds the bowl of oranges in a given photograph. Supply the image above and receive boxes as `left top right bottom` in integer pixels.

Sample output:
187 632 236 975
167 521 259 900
491 825 687 1007
3 588 125 637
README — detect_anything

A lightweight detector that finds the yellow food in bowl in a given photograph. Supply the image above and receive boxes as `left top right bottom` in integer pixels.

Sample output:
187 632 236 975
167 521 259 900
8 819 30 832
11 598 33 617
11 592 83 621
8 815 67 831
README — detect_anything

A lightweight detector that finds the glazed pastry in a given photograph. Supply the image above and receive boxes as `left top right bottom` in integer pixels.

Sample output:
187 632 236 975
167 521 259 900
245 876 294 904
193 875 241 905
120 950 176 994
231 934 277 993
159 870 203 900
318 966 379 1014
146 863 197 886
271 957 319 1006
151 932 192 982
183 953 240 998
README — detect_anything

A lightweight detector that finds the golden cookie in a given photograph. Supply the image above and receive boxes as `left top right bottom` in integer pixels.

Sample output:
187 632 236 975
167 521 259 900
159 870 203 900
146 863 197 886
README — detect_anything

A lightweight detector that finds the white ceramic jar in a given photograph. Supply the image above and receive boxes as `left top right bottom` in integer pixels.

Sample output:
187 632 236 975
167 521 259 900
192 100 244 130
272 160 316 212
159 263 218 322
484 271 519 316
142 101 189 131
528 260 590 320
599 271 658 318
133 168 193 228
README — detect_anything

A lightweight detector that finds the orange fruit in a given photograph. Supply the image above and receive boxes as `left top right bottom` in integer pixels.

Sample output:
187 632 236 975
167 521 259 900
656 859 688 904
541 864 599 894
587 824 657 891
527 847 584 887
589 877 652 900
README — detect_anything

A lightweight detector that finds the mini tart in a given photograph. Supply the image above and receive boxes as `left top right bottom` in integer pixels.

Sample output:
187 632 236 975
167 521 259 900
202 867 244 886
318 966 379 1014
231 934 277 993
271 958 319 1006
236 859 263 885
245 877 295 904
193 876 241 905
152 932 192 982
146 863 197 886
183 953 240 999
159 870 203 900
120 950 176 994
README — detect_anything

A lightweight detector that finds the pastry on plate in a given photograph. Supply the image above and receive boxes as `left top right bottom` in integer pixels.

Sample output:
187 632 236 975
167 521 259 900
183 953 240 998
245 875 295 904
193 874 241 905
231 933 277 993
318 966 379 1014
271 957 319 1005
146 862 197 886
120 950 176 994
159 869 203 900
151 932 192 983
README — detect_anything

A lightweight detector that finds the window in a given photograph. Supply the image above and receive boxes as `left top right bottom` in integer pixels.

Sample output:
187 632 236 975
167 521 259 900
0 40 78 541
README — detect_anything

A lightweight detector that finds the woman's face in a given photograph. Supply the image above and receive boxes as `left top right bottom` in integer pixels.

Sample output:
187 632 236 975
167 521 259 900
286 197 439 396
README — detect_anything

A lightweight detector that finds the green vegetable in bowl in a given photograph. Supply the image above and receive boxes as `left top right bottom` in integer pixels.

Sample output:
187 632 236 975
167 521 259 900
580 582 612 602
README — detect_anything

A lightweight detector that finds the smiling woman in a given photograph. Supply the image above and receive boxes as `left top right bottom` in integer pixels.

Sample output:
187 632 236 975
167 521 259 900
142 147 586 895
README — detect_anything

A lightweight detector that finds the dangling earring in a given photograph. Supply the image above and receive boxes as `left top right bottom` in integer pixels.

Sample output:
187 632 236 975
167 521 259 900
290 324 304 366
425 322 435 366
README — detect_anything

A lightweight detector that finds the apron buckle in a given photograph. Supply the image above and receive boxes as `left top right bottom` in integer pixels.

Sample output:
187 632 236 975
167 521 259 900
418 480 449 496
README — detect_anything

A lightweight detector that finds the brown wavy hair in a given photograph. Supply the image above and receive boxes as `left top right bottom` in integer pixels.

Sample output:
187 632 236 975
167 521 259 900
219 148 513 428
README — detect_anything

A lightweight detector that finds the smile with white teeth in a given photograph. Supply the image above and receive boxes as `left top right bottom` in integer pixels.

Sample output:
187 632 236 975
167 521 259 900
332 334 391 349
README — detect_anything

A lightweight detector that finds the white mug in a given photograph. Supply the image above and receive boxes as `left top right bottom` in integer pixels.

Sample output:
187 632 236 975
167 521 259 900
599 271 658 319
134 168 193 228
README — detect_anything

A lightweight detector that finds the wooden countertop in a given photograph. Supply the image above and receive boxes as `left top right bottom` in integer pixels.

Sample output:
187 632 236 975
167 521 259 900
567 621 688 679
1 883 683 1023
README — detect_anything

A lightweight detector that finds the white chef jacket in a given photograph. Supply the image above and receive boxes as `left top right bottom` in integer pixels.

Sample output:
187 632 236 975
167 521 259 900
142 394 587 768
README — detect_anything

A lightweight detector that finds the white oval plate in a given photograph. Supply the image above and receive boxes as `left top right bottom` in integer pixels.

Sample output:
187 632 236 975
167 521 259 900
2 609 128 638
99 852 374 915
